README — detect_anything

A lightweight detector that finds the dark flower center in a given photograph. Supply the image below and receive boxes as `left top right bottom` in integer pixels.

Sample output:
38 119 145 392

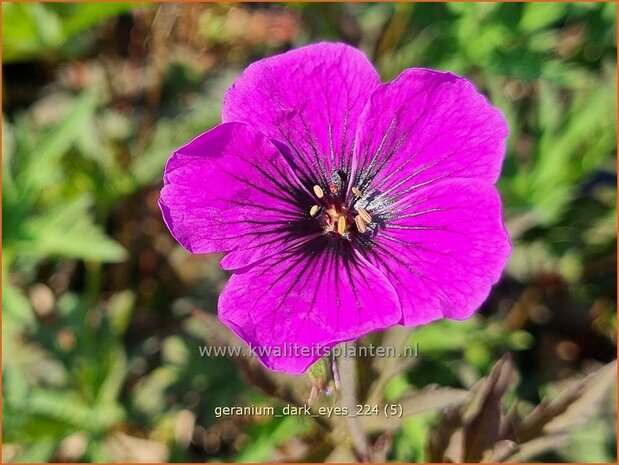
307 180 373 239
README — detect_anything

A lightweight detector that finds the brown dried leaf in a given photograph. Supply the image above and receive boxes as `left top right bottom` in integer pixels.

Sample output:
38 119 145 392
427 406 463 463
481 439 518 462
463 354 515 462
503 434 570 462
401 385 470 415
369 432 393 463
323 443 357 462
513 360 616 443
498 400 520 440
362 386 469 433
545 360 616 432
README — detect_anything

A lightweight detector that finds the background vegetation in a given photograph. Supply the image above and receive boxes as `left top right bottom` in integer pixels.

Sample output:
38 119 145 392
2 2 617 463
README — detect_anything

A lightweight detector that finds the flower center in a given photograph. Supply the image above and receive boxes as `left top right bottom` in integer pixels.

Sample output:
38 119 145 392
309 183 372 239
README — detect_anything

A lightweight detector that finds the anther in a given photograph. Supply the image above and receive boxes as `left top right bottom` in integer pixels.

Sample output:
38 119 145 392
357 207 372 223
354 215 367 233
337 216 346 235
352 187 363 197
309 205 320 217
313 185 324 199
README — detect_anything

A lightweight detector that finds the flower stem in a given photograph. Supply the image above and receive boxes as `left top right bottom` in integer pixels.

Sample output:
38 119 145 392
338 343 370 461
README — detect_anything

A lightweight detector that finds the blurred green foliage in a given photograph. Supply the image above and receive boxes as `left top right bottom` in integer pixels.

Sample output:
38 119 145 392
2 2 616 463
2 3 142 62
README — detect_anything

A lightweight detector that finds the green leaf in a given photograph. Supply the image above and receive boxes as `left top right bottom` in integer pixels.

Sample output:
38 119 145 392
106 290 136 336
7 439 57 463
96 348 128 406
2 3 143 62
400 413 435 462
18 90 98 194
561 418 616 462
30 2 64 48
2 279 35 331
20 388 124 434
20 195 126 262
2 115 17 189
519 3 568 33
2 3 59 62
235 416 309 462
59 3 143 37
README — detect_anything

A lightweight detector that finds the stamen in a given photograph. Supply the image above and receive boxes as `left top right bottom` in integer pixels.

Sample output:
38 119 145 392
337 216 346 235
313 185 324 199
357 207 372 223
309 205 320 217
352 187 363 197
354 215 367 233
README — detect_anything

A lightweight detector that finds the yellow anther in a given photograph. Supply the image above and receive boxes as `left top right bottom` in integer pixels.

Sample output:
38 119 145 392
313 185 324 199
352 186 363 197
355 215 367 233
357 207 372 223
337 216 347 235
309 205 320 217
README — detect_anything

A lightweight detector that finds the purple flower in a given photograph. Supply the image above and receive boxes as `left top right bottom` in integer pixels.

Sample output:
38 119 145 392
159 42 510 374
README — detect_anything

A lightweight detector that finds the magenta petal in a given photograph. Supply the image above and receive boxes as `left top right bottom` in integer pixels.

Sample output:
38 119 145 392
354 69 508 197
222 42 380 186
159 122 317 269
364 179 510 325
218 246 402 373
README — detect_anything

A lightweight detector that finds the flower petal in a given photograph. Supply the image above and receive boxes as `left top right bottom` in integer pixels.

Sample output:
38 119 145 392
218 240 402 373
159 122 319 270
362 179 510 326
222 42 380 188
353 69 508 200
